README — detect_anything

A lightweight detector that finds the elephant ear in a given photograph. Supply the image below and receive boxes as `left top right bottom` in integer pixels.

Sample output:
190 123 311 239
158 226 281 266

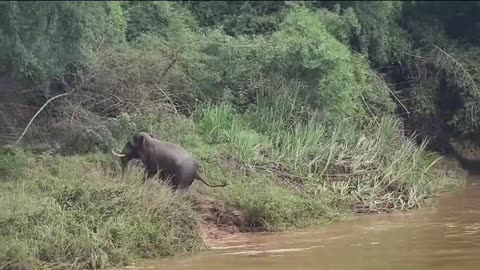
133 132 150 152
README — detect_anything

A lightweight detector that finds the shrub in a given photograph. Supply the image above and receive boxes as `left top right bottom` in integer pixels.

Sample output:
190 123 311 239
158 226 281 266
194 85 462 212
183 6 395 120
0 1 126 87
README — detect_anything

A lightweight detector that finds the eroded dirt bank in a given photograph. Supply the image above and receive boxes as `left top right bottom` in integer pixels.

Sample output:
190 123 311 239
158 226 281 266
191 195 253 246
193 155 468 248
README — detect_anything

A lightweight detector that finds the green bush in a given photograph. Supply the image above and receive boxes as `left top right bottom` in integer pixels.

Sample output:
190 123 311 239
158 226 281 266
182 6 394 119
126 1 197 42
267 6 396 119
183 1 285 37
225 176 344 231
0 1 126 86
196 103 234 144
323 1 410 66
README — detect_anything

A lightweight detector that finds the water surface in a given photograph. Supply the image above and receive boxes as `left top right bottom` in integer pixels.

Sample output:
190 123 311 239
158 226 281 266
127 175 480 270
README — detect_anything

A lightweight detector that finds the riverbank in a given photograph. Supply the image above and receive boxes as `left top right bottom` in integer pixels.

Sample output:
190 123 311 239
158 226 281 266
138 174 480 270
0 107 466 270
196 153 467 247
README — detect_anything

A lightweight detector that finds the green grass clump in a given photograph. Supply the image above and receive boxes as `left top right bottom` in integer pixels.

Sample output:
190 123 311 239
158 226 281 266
225 176 349 231
195 94 464 213
0 149 203 270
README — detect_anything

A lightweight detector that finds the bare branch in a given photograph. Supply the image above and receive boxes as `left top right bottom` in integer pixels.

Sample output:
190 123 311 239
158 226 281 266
155 85 180 118
371 71 410 116
403 44 480 122
161 54 178 78
15 90 75 145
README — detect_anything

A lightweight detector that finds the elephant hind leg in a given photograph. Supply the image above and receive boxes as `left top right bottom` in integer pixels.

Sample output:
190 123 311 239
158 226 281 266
176 178 192 190
175 170 195 190
157 172 178 190
144 170 177 190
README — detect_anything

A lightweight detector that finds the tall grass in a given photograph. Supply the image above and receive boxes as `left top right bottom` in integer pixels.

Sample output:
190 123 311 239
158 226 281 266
195 79 464 213
197 103 270 163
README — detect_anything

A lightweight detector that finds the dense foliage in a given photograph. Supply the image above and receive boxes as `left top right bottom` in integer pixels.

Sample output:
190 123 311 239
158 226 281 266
0 1 475 269
0 1 125 92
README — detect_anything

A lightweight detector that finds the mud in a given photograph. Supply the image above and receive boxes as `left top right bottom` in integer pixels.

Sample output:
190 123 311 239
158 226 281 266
191 194 262 246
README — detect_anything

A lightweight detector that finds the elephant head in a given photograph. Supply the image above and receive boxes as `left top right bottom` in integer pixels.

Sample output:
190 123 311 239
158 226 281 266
112 132 151 173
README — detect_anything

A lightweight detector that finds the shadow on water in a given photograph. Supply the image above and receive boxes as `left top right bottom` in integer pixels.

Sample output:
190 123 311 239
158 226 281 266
119 171 480 270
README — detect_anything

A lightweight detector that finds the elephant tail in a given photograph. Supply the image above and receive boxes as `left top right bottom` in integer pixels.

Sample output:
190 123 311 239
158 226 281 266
195 171 227 188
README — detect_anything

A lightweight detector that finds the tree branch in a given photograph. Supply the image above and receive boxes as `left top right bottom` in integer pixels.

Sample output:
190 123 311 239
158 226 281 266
15 90 75 145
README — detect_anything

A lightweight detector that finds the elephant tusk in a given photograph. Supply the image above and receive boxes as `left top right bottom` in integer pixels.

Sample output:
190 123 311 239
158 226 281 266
111 150 126 157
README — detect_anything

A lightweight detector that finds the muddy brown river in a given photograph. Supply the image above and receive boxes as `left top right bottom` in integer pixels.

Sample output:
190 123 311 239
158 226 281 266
126 175 480 270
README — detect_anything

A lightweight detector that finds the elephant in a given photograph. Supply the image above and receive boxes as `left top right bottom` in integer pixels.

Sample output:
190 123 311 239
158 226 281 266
112 132 227 190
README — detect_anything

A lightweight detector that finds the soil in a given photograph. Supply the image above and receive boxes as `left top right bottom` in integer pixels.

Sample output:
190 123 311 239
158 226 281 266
191 194 263 246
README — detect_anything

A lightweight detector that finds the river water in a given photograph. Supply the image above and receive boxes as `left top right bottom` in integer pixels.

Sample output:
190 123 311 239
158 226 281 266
128 175 480 270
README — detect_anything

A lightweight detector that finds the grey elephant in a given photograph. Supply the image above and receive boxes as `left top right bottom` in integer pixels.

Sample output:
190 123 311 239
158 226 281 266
112 131 227 190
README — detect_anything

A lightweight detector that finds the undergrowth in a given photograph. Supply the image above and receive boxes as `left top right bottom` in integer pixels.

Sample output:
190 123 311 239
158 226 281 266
0 150 204 270
0 94 464 270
